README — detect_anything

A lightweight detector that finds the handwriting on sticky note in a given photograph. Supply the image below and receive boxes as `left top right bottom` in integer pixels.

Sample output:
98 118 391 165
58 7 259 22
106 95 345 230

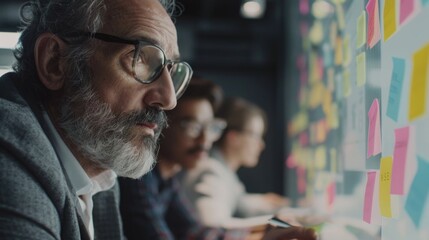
409 44 429 121
391 126 411 195
367 99 381 158
386 58 406 122
384 0 396 41
380 156 393 217
405 156 429 227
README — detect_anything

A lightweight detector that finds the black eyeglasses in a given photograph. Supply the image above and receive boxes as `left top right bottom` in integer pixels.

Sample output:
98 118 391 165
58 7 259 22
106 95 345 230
64 32 193 99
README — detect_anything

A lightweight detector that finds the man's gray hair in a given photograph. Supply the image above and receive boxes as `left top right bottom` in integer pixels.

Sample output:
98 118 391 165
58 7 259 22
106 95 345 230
13 0 176 100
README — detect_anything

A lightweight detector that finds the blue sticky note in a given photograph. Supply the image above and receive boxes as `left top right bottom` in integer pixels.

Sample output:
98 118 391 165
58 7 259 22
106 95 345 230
423 0 429 6
405 156 429 227
323 43 333 67
386 57 406 121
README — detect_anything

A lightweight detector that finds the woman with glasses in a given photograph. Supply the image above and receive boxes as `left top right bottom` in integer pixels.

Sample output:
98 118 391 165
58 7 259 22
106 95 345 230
180 97 290 229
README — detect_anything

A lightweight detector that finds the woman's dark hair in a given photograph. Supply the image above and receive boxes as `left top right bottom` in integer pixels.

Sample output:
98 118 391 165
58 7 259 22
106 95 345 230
215 97 267 145
175 76 223 113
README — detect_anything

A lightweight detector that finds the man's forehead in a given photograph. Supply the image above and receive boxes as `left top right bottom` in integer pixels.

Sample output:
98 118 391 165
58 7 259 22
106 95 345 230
104 0 179 58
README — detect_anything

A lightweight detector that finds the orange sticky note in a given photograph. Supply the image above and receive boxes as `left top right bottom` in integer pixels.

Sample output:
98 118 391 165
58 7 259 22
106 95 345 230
409 44 429 121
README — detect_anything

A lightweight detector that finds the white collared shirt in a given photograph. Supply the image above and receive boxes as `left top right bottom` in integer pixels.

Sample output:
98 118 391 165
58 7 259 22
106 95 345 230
42 112 116 240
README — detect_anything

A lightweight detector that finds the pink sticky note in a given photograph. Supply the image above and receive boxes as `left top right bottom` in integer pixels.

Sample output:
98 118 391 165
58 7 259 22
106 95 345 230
363 171 377 223
367 99 381 158
391 126 411 195
363 171 382 224
286 154 297 169
297 166 307 194
400 0 415 24
327 181 336 208
366 0 381 48
299 0 310 15
299 132 309 146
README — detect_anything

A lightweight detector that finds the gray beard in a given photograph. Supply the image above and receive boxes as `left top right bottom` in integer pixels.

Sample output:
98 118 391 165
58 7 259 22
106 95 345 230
57 82 166 179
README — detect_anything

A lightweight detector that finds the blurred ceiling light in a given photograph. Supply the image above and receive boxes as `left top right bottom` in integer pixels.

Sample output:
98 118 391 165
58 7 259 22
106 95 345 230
312 0 334 19
240 0 266 19
0 32 20 49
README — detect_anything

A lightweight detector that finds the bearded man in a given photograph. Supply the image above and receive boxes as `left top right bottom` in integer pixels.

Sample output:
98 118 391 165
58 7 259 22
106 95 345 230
0 0 192 239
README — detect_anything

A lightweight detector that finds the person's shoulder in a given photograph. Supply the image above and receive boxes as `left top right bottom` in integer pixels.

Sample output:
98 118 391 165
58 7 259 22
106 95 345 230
0 149 73 239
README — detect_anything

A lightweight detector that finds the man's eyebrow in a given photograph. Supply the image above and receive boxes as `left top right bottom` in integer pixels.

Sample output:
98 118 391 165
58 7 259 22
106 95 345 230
134 35 180 60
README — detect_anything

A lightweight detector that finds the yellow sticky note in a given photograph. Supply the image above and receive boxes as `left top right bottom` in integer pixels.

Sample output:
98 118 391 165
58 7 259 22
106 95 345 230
335 36 343 66
327 102 339 129
335 3 346 30
356 11 367 49
330 22 337 48
409 44 429 121
315 146 327 170
379 156 393 217
384 0 397 41
356 52 366 86
343 70 351 97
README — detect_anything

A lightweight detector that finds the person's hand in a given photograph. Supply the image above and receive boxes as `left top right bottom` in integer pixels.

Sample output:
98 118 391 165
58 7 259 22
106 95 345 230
263 193 290 208
262 226 317 240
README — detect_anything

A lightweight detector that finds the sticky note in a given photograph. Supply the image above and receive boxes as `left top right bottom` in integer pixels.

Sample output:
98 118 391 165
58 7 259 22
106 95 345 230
356 11 367 48
379 156 393 217
286 153 297 168
384 0 397 41
335 3 346 30
315 145 327 169
327 102 339 129
323 43 333 67
366 0 381 48
327 181 336 208
363 171 382 224
391 126 411 195
423 0 429 6
405 156 429 227
297 166 307 194
367 99 381 158
356 52 366 87
386 58 406 122
330 22 337 48
299 0 310 15
409 44 429 121
399 0 415 25
335 36 343 65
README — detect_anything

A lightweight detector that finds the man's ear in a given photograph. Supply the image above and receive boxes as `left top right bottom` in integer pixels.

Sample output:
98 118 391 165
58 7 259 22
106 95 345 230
34 33 67 90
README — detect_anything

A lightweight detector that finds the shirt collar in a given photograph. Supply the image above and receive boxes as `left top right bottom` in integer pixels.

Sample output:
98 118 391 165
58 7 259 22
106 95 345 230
42 112 116 196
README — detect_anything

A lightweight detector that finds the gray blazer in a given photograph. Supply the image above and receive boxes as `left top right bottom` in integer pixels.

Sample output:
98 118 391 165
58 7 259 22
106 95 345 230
0 73 123 240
